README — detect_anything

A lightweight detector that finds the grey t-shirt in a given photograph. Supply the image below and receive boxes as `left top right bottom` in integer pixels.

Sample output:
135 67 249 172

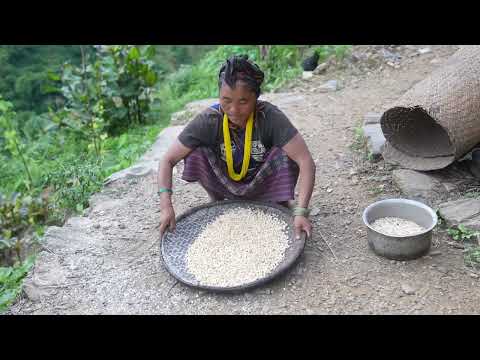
177 101 298 176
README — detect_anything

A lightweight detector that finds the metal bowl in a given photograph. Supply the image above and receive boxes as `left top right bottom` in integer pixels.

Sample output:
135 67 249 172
362 198 438 260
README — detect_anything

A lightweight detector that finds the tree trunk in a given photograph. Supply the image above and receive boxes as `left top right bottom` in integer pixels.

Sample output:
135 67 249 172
259 45 271 60
135 97 142 124
80 45 86 73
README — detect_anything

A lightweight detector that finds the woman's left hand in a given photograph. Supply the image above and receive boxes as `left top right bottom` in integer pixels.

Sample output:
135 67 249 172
294 215 312 240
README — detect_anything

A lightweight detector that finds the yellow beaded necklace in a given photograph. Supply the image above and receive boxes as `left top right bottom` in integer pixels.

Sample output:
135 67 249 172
222 112 254 181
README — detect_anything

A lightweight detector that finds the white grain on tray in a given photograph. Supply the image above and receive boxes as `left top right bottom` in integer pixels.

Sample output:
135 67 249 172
186 207 290 287
370 216 426 236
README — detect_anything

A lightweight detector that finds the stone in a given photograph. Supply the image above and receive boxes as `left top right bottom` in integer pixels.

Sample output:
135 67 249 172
363 123 386 156
23 283 44 302
442 182 457 192
438 198 480 230
401 283 416 295
20 250 69 305
310 207 321 216
392 169 444 204
302 71 314 80
104 126 184 184
317 80 339 93
469 161 480 180
446 241 464 249
381 49 402 62
313 62 329 75
418 47 432 54
363 112 383 126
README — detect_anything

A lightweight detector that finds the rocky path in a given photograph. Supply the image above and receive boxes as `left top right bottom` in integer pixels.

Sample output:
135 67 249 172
9 45 480 314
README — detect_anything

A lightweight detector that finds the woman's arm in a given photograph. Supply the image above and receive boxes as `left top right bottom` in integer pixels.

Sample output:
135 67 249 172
282 133 316 238
157 139 193 236
282 133 316 207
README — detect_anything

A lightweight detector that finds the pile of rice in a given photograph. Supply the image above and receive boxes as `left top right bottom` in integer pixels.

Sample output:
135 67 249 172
370 216 426 236
185 207 290 287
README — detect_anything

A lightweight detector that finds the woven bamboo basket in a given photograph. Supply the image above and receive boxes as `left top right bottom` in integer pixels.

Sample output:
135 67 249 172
160 200 306 293
380 46 480 170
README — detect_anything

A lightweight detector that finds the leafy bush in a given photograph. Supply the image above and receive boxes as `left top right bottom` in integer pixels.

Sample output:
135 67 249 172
0 97 34 190
313 45 352 62
43 156 105 214
0 193 47 265
0 255 35 313
55 45 160 137
101 122 164 174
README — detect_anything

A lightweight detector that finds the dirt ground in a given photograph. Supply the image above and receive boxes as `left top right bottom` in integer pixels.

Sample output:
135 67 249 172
8 44 480 315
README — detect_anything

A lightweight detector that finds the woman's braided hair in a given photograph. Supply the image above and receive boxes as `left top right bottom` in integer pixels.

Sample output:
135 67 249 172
218 54 265 98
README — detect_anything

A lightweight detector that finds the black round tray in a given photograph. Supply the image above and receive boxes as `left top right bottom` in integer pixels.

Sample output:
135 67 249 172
160 200 306 293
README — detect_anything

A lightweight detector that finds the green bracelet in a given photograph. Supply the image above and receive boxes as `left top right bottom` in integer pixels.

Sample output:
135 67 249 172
293 207 310 217
158 188 173 195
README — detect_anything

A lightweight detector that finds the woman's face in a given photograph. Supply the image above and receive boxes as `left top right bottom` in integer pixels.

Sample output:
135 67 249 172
219 80 257 128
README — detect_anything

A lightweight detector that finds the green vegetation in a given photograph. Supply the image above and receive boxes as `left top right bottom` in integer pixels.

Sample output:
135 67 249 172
0 255 35 312
465 190 480 198
0 46 84 114
349 122 377 162
464 246 480 269
0 192 47 266
313 45 352 62
447 223 480 270
0 44 351 312
368 184 385 196
0 45 214 116
447 224 480 242
350 124 366 151
155 45 352 123
436 210 445 227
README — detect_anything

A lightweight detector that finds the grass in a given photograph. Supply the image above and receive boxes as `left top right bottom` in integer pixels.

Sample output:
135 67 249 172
350 124 366 152
349 122 378 163
445 223 480 270
464 246 480 269
436 210 446 228
368 184 385 196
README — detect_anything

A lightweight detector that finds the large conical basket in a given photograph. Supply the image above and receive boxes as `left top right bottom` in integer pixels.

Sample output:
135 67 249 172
381 46 480 171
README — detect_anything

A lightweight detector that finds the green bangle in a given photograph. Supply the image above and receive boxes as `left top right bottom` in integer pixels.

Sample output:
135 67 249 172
293 207 310 217
158 188 173 195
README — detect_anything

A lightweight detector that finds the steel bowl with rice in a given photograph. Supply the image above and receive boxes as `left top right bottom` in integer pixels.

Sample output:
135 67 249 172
362 198 438 260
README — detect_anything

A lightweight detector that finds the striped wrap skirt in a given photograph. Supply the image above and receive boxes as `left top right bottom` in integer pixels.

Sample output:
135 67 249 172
181 146 299 202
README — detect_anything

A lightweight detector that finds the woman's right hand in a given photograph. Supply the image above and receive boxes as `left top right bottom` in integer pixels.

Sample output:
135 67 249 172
159 205 176 239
